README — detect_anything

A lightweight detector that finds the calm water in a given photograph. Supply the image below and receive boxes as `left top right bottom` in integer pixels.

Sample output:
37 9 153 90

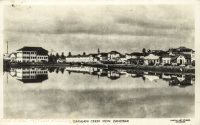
3 66 195 118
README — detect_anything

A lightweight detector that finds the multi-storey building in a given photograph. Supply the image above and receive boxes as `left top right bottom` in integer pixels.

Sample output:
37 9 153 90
16 47 48 62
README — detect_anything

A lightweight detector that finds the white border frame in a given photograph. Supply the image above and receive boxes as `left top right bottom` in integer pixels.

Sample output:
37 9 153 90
0 0 199 125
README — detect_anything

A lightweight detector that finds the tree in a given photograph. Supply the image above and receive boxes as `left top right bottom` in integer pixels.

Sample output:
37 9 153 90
61 52 65 59
56 53 60 60
98 48 100 54
142 48 146 56
68 52 72 57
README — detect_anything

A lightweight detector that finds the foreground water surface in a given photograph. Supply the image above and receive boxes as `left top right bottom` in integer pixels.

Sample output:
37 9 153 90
3 66 195 118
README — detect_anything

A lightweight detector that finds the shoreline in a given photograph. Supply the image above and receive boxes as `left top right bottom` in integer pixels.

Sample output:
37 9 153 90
5 63 195 75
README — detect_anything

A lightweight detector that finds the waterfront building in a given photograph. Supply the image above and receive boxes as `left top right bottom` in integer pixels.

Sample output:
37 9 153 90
65 55 98 63
144 54 160 65
125 52 144 60
171 54 191 65
117 57 127 64
97 53 108 62
10 53 17 62
15 46 48 63
3 53 11 60
168 46 194 55
107 51 122 60
162 55 171 65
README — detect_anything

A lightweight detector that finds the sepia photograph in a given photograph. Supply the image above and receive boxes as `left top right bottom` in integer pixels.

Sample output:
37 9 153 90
1 0 200 124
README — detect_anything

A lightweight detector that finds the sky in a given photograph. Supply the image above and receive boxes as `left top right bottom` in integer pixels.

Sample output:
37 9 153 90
3 5 195 55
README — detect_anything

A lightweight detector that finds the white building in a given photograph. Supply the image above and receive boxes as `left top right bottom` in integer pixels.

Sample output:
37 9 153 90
144 54 160 65
107 51 121 60
162 55 171 65
65 55 98 63
15 47 48 63
97 53 108 61
171 54 191 65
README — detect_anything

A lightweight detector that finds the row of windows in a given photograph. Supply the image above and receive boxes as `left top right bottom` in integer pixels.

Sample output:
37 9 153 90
23 76 30 78
22 71 48 74
23 52 37 54
22 57 48 59
163 60 170 63
23 76 35 78
30 76 36 78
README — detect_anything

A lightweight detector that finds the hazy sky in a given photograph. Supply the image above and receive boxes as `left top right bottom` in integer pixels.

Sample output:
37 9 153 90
3 5 194 55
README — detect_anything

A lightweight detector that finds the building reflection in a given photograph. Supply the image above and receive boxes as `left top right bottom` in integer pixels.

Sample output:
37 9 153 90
6 66 195 87
9 67 48 83
64 66 195 88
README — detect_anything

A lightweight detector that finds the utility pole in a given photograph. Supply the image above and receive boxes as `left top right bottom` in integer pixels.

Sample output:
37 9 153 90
7 41 8 54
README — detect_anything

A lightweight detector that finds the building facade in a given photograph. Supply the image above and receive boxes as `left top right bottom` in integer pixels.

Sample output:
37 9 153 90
65 55 98 63
107 51 121 60
171 54 191 65
16 47 48 63
162 55 171 65
144 54 160 65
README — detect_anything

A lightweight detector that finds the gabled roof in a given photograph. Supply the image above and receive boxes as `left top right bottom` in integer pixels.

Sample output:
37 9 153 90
168 46 193 52
67 55 91 58
109 51 121 54
99 52 108 56
130 52 144 56
162 54 171 58
171 54 191 61
144 53 160 59
17 46 48 55
89 53 98 57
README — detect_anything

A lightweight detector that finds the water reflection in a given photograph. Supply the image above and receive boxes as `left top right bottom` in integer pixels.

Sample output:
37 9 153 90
6 66 195 87
9 67 48 83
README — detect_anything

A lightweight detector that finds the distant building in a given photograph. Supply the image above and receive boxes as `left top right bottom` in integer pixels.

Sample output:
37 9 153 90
65 55 98 63
168 47 194 56
144 54 160 65
3 53 11 60
97 53 108 62
10 52 17 62
149 50 167 56
162 55 171 65
125 52 144 60
107 51 122 60
15 46 48 62
171 54 191 65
